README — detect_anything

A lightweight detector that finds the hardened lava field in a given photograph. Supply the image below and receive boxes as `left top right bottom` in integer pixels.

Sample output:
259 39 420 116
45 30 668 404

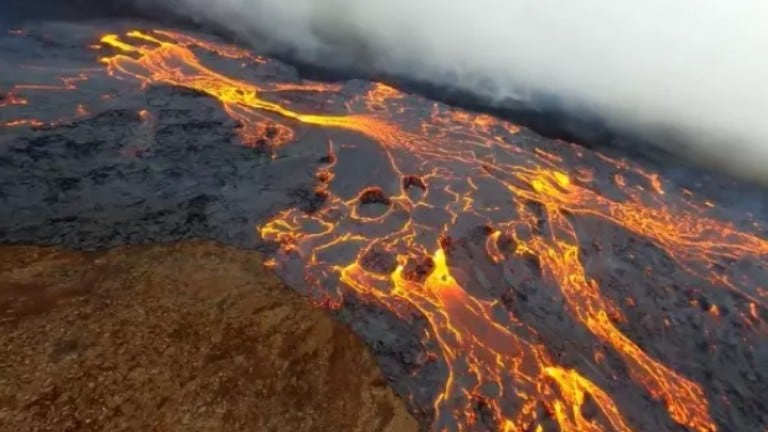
1 23 767 432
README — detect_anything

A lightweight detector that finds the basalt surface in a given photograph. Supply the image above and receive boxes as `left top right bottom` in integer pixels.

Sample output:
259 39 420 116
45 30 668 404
0 21 767 432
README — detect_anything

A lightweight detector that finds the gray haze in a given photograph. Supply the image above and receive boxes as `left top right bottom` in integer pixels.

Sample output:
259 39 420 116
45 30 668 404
140 1 768 181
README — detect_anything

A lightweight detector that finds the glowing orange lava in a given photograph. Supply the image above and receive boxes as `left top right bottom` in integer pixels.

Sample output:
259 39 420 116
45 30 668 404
0 91 28 107
2 118 45 128
42 28 767 431
98 30 403 149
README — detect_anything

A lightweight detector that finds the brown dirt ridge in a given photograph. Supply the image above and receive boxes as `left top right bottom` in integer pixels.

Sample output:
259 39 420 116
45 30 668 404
0 241 418 432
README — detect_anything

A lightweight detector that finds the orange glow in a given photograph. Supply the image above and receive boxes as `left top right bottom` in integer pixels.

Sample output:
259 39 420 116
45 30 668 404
99 32 406 149
19 28 764 431
13 72 90 92
76 104 89 117
0 91 28 107
3 118 45 128
267 82 344 93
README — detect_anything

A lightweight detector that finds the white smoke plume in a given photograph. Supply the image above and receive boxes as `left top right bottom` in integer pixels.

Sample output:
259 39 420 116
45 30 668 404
145 0 768 181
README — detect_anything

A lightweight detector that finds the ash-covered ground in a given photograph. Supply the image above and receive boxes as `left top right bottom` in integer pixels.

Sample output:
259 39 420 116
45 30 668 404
1 21 767 432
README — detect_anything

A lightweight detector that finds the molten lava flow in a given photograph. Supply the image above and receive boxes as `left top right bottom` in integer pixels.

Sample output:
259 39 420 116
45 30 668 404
99 31 404 149
87 29 768 431
329 242 634 430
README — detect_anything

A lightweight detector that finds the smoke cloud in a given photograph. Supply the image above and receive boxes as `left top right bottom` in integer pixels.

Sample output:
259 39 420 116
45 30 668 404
59 1 768 180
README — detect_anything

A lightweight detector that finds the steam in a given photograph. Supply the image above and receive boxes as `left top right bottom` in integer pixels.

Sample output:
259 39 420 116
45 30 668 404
148 1 768 181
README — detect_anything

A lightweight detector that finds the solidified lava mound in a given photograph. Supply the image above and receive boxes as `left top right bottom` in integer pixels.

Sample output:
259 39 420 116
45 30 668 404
0 241 417 432
1 23 767 432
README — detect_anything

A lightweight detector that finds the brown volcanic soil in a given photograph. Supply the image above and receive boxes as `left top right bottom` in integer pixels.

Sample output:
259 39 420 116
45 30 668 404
0 241 418 432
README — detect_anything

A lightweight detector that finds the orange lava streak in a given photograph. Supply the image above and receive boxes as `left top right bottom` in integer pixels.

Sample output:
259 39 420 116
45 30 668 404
12 72 90 92
98 31 404 149
267 82 344 93
544 367 632 432
527 218 714 431
521 169 768 306
338 249 632 431
3 118 45 128
497 171 732 431
154 29 267 64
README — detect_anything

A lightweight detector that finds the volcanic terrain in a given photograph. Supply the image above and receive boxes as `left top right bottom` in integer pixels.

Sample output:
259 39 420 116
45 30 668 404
0 21 767 432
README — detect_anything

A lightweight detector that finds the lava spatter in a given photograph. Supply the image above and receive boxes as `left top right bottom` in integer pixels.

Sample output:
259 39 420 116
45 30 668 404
20 28 764 431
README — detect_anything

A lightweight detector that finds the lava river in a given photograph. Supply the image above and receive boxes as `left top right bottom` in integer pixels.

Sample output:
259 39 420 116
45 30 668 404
3 28 767 432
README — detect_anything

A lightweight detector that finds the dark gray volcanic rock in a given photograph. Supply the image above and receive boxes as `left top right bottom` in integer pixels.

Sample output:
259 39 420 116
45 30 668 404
0 90 322 249
1 21 767 432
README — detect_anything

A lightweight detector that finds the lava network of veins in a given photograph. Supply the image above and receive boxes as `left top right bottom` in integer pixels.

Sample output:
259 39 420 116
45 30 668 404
4 28 767 432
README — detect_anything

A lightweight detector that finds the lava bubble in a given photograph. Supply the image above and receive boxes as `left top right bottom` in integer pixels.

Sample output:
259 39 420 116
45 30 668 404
264 124 279 139
316 170 332 183
360 248 398 275
402 175 426 191
402 255 435 283
358 186 391 206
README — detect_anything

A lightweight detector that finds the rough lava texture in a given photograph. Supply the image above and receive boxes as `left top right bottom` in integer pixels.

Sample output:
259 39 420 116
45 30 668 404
0 85 323 250
0 241 418 432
